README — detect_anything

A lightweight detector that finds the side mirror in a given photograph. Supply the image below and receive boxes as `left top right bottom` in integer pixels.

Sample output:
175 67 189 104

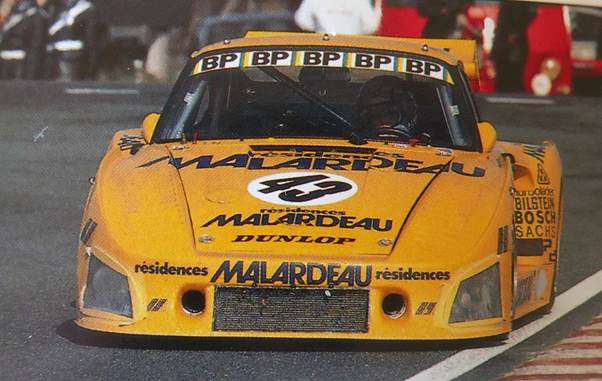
478 121 497 153
141 113 160 144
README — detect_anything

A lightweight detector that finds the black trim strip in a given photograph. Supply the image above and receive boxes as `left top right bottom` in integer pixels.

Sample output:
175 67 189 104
80 218 97 245
516 238 544 257
249 145 376 155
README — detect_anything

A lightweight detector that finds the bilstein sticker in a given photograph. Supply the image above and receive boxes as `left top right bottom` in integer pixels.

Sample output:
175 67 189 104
247 172 357 206
514 187 556 239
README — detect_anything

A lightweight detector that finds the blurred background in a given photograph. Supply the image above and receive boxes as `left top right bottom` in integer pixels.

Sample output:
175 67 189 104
0 0 600 96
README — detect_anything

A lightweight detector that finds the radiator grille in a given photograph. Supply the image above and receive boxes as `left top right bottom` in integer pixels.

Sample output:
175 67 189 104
213 287 369 333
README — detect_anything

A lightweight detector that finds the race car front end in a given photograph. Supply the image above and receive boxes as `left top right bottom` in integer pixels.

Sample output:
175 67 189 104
75 32 532 341
75 138 516 341
77 250 512 340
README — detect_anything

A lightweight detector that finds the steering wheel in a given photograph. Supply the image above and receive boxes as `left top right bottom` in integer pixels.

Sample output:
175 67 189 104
367 126 412 140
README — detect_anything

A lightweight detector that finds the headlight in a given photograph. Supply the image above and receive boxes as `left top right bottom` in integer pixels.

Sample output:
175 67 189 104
449 264 501 323
84 255 133 318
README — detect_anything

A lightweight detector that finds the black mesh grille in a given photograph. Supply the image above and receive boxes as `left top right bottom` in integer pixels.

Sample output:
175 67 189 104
213 287 369 333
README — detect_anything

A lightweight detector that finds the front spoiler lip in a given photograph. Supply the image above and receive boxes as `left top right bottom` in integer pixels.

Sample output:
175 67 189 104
77 246 509 340
75 284 510 341
73 317 509 345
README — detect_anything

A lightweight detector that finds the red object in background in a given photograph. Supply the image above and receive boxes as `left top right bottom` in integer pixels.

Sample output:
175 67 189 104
573 60 602 78
466 3 572 95
523 6 572 94
378 1 575 95
465 3 499 93
379 4 426 38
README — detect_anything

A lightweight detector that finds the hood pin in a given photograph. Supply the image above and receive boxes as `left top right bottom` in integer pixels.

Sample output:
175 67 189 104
198 235 214 243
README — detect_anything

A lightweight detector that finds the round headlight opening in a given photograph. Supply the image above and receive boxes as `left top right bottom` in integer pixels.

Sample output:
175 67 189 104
382 293 406 319
182 290 205 314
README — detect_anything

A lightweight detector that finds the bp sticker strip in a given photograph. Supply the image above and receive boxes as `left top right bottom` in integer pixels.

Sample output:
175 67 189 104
193 50 454 84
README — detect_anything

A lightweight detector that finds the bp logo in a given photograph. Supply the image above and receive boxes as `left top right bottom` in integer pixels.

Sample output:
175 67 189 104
247 172 358 206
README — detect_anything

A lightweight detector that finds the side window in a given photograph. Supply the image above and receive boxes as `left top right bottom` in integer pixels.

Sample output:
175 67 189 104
458 68 481 122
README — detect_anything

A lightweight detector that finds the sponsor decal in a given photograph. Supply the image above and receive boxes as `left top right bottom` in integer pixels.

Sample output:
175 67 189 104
523 144 546 162
514 188 557 239
210 260 372 287
497 225 509 255
514 271 536 306
537 163 550 185
135 262 209 276
375 267 451 281
248 172 357 206
118 134 144 154
192 49 454 84
232 235 356 245
259 207 345 216
436 148 453 157
139 152 486 177
202 212 392 232
147 298 166 312
415 302 437 315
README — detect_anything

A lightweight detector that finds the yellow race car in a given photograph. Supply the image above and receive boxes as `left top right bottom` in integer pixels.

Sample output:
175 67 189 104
76 32 563 341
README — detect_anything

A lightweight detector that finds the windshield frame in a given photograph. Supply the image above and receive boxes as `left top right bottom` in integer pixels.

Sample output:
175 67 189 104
153 45 481 151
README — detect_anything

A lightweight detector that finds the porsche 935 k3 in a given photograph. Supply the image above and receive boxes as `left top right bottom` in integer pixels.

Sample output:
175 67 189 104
76 31 563 341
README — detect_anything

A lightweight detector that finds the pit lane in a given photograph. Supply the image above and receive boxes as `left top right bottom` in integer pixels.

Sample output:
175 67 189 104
0 82 600 381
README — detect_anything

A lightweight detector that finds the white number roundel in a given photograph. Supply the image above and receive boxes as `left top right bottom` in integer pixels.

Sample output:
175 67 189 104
247 172 358 206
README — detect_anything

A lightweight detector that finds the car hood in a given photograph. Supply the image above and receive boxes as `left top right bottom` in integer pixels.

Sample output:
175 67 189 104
161 141 490 256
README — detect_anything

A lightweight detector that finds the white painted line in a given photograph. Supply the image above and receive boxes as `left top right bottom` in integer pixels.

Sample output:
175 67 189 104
406 269 602 381
64 88 140 95
485 96 556 105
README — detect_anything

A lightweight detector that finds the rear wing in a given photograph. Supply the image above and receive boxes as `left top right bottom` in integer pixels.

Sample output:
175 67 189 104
244 31 479 81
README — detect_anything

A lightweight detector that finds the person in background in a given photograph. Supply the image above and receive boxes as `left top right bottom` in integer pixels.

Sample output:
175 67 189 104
294 0 382 35
418 0 474 39
192 0 298 50
491 2 536 92
0 0 16 23
144 25 188 84
45 0 98 80
0 0 47 79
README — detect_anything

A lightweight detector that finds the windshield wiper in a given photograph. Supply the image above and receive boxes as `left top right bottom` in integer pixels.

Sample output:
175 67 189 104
259 66 366 145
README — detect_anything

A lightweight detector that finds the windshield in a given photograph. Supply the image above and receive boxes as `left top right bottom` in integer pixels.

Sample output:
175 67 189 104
155 47 479 150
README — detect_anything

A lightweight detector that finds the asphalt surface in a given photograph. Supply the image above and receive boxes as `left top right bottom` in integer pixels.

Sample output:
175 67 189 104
1 82 601 381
